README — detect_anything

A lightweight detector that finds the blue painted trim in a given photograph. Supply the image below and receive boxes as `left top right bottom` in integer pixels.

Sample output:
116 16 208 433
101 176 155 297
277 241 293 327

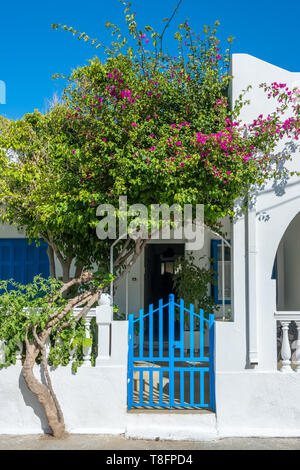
209 314 216 412
127 314 134 410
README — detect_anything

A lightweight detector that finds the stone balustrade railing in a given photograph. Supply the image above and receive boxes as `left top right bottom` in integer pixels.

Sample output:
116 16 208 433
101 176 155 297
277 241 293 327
0 293 116 367
275 311 300 373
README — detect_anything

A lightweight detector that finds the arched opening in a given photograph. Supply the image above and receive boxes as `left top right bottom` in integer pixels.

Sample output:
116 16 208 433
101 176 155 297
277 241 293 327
274 211 300 369
275 211 300 311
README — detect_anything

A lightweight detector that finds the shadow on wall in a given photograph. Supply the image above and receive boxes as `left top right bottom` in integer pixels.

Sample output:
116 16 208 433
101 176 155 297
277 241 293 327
233 141 300 224
18 369 50 434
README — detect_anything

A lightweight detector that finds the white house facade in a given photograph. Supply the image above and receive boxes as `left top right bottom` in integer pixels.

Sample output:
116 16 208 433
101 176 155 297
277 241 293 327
0 53 300 439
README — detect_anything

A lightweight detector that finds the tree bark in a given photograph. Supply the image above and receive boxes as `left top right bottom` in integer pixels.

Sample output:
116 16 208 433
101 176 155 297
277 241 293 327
47 245 56 278
62 260 72 284
21 344 66 438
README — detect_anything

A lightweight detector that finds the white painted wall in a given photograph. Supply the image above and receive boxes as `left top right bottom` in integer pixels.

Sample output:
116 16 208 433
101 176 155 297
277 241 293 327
214 54 300 436
0 223 25 238
0 317 129 435
216 53 300 371
216 372 300 437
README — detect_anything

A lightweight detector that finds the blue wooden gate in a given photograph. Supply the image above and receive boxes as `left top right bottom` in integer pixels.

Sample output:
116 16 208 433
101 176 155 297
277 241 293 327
127 294 215 411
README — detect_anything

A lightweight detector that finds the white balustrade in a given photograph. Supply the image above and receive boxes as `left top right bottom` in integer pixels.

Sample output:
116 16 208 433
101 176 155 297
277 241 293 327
96 294 113 364
1 295 115 368
274 312 300 372
82 313 93 366
294 321 300 373
16 341 23 366
73 307 97 367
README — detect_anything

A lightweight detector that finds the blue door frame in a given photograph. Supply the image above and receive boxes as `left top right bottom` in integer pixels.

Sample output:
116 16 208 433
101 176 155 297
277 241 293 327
128 294 215 410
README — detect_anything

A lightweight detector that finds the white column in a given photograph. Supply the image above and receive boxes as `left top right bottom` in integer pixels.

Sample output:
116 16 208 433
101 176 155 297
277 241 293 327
280 321 292 372
294 321 300 373
16 341 23 366
246 204 258 365
96 294 113 365
82 315 92 367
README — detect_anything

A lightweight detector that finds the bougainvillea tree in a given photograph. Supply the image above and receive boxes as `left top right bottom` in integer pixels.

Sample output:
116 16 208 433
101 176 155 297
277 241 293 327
0 0 299 437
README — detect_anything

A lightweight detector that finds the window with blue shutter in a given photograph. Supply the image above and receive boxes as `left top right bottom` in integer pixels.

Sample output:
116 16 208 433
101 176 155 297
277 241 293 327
0 239 49 286
211 239 231 305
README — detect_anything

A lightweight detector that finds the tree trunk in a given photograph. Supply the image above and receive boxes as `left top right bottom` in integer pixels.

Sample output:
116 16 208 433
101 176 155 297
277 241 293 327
62 260 72 284
22 345 66 438
47 245 56 278
74 263 84 278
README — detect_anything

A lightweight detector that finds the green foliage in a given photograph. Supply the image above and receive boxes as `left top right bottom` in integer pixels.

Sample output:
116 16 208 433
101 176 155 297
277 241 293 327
0 1 298 371
0 276 94 370
173 253 218 326
0 3 297 278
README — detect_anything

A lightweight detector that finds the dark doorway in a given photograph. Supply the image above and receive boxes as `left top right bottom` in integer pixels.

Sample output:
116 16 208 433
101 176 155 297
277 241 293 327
144 243 185 340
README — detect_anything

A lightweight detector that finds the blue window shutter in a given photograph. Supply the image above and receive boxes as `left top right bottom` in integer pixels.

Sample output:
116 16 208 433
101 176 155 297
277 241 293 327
0 239 49 286
12 240 26 284
36 241 50 279
0 241 13 280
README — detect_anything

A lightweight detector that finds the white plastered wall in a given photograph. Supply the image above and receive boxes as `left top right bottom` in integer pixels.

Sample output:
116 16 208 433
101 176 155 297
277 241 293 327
215 54 300 436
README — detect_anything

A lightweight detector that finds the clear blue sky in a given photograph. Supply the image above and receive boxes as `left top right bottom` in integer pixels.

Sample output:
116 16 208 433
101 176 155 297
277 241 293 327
1 0 300 120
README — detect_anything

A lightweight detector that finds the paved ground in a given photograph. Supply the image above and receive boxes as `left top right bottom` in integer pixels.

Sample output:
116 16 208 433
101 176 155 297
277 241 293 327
1 434 300 450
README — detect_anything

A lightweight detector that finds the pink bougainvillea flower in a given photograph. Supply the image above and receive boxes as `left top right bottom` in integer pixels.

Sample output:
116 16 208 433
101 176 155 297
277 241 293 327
132 123 137 127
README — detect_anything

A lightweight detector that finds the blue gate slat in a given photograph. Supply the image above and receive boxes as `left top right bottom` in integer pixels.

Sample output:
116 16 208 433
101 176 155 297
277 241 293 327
190 370 194 405
180 370 184 405
200 369 204 405
159 298 163 358
190 304 194 359
149 369 153 406
139 309 143 358
159 370 163 404
180 298 184 357
133 356 209 362
149 303 153 358
200 309 204 359
133 366 209 372
168 294 175 407
139 370 143 405
128 295 215 411
130 403 210 408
